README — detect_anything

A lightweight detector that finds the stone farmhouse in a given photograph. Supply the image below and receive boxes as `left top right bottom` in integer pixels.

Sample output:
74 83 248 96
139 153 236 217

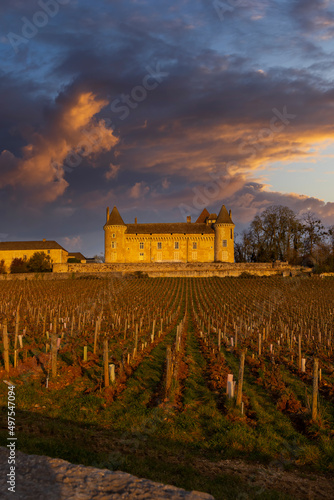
0 240 68 271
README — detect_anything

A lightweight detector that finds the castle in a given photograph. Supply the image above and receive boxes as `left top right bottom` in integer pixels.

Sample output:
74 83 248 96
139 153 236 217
104 204 235 264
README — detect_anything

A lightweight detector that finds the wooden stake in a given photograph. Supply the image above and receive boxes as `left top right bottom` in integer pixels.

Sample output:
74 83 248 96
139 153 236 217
51 333 57 379
166 346 172 396
312 358 318 421
236 350 246 407
2 322 10 372
298 334 302 370
103 340 109 387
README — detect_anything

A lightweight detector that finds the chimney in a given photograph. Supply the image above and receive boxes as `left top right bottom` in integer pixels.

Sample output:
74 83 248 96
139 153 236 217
187 215 191 223
229 209 232 218
135 217 137 224
43 238 46 242
106 207 109 221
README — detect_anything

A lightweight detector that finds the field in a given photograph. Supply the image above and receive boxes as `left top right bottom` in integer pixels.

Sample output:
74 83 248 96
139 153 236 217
0 275 334 499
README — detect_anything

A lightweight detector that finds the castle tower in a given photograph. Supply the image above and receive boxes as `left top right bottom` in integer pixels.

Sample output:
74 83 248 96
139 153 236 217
214 205 235 263
103 206 126 263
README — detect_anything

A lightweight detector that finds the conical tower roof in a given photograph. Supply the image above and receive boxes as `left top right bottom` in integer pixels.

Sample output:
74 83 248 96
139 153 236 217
216 205 233 224
105 206 125 226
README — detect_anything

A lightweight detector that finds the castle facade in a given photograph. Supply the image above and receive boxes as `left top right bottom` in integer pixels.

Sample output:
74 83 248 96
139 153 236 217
104 204 235 264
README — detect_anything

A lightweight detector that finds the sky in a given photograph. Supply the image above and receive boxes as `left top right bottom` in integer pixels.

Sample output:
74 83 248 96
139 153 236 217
1 0 334 257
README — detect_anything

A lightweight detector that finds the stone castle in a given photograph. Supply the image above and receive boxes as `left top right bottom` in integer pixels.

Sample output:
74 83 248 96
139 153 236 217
104 204 235 264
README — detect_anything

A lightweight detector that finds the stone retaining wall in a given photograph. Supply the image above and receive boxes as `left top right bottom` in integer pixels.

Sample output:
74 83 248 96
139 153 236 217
0 262 309 280
51 261 298 278
0 447 214 500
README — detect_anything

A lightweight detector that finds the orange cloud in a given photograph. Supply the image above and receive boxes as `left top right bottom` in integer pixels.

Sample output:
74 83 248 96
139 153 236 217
0 91 118 203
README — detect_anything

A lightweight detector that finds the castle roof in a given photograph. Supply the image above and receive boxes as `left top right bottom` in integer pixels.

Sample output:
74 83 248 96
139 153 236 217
0 240 67 251
126 223 214 235
105 206 126 226
195 208 210 223
216 205 233 224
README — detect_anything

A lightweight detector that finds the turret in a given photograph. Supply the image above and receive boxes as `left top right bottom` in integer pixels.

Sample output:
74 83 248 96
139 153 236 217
214 204 235 263
103 206 126 263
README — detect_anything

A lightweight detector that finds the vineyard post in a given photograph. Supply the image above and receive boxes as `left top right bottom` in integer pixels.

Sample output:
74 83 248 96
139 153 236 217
312 357 319 421
2 321 10 372
103 340 109 387
236 350 246 407
14 308 19 350
166 346 172 397
134 325 138 358
93 321 98 354
227 374 234 398
83 346 88 361
258 333 262 356
51 333 57 378
152 319 156 342
298 334 302 370
109 363 115 383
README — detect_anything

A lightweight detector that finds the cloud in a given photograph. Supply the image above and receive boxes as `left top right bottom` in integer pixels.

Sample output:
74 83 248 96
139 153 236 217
0 90 118 203
61 235 82 251
129 181 150 199
291 0 334 38
105 163 120 180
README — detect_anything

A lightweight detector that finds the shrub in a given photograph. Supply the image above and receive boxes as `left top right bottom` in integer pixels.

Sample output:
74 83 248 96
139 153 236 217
10 258 28 274
27 252 52 272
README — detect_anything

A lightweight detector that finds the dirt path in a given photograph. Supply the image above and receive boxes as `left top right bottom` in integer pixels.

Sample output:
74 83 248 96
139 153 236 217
192 456 334 500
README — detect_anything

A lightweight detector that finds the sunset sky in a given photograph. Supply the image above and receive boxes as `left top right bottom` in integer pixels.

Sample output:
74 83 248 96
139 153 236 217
1 0 334 257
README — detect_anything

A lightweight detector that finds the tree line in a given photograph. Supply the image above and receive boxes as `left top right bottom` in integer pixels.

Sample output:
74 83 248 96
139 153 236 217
235 205 334 272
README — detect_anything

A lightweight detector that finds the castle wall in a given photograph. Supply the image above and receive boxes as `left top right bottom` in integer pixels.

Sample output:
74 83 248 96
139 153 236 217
120 234 215 263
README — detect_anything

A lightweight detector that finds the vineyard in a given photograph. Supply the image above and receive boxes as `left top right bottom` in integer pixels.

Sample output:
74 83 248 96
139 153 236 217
0 275 334 499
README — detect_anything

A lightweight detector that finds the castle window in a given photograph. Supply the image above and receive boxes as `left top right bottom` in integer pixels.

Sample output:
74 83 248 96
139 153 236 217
174 241 179 249
157 242 162 249
47 250 50 254
230 229 233 238
222 240 227 247
192 242 197 250
112 233 116 238
139 242 144 249
112 242 116 249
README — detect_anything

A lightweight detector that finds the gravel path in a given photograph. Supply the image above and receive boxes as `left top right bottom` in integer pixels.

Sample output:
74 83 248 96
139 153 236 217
0 447 214 499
